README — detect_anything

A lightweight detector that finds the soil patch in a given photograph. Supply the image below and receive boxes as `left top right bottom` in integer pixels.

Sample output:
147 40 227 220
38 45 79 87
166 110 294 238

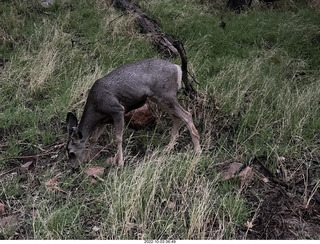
239 158 320 239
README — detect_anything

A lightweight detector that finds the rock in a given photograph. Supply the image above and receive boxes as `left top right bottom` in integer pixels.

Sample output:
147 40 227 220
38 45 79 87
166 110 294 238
221 162 253 185
40 0 55 8
124 103 155 128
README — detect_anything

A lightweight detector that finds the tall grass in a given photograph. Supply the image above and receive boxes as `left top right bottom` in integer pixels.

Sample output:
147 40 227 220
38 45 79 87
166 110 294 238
27 151 247 239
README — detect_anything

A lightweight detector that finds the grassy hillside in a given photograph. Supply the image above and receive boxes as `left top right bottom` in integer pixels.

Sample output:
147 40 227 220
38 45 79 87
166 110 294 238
1 0 320 240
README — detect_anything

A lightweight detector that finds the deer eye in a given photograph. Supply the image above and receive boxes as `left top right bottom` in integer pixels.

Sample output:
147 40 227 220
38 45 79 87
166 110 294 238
69 152 76 159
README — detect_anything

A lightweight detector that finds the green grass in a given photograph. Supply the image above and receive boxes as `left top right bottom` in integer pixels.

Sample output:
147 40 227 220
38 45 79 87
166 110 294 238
139 0 320 160
1 0 320 240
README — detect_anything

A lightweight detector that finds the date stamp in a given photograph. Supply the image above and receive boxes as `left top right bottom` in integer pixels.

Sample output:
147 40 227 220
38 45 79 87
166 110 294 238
144 240 176 244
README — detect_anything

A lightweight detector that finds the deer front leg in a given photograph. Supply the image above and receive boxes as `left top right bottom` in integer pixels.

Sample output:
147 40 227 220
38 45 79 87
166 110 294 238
83 124 107 162
112 112 125 168
89 124 107 145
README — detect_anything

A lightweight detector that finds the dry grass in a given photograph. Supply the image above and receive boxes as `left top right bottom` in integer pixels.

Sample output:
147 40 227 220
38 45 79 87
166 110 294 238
68 63 103 112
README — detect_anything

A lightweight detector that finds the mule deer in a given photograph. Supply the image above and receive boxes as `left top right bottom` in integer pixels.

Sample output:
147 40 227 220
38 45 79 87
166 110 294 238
66 58 201 167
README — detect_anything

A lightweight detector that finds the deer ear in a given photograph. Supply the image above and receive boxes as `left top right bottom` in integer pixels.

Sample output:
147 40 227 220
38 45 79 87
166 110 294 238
66 112 78 136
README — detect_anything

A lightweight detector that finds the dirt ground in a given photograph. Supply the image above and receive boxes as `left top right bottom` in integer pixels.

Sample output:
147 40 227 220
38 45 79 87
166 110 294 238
243 181 320 239
238 156 320 239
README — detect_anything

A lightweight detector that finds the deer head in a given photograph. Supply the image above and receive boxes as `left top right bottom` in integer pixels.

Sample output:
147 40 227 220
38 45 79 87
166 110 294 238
66 112 90 167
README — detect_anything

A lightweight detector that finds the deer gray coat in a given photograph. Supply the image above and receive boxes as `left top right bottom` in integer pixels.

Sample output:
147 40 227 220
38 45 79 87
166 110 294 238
66 59 201 167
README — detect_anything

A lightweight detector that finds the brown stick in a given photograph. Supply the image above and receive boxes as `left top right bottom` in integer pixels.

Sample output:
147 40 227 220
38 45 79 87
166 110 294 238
7 153 53 159
6 142 66 160
173 40 197 98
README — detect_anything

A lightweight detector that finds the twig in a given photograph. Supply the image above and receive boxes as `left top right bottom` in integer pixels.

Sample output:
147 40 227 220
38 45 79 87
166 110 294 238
187 70 201 86
6 142 66 159
243 198 262 239
6 142 66 160
305 180 320 208
7 151 58 160
53 186 69 194
92 174 105 182
0 167 19 177
108 13 125 27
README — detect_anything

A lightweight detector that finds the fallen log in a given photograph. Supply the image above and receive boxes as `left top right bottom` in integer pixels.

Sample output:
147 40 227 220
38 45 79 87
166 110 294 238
113 0 179 58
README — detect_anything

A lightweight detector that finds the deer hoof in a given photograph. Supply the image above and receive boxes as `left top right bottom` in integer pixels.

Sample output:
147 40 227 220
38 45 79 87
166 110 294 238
106 157 117 167
195 147 202 154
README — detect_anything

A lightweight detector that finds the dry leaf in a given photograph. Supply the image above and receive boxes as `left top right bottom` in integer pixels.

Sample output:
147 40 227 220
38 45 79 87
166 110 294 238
21 161 33 169
84 166 104 177
85 166 105 183
0 203 6 216
246 220 254 229
0 215 19 230
90 178 98 184
238 166 253 183
105 157 117 167
167 201 176 209
92 226 100 232
222 162 242 180
45 177 58 187
53 186 68 194
124 103 155 128
45 177 68 193
221 162 253 184
20 161 34 172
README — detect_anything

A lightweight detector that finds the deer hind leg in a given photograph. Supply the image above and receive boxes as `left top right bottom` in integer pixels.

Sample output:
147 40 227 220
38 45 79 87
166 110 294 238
173 102 201 153
153 97 201 153
166 115 182 152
